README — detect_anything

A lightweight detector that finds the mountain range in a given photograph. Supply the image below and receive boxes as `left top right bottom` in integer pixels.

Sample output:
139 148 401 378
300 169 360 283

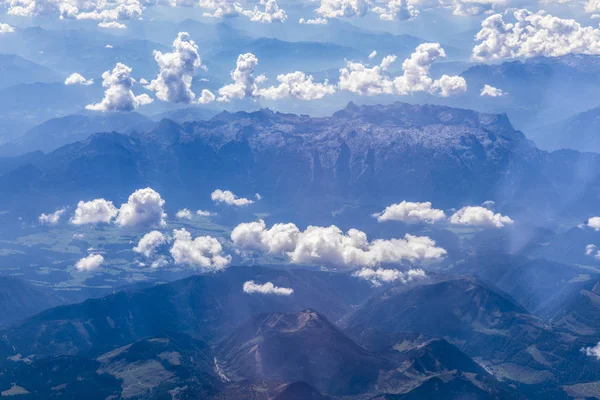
0 102 599 225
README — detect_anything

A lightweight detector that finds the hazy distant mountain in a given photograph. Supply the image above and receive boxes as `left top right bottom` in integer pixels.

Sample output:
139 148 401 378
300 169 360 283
528 105 600 152
0 82 100 143
458 55 600 130
151 106 218 124
0 276 66 327
0 54 62 90
0 112 155 156
450 253 590 317
0 27 168 77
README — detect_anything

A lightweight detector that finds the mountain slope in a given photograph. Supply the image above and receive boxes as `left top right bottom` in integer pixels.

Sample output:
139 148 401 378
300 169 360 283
342 277 548 365
0 266 374 361
216 309 387 396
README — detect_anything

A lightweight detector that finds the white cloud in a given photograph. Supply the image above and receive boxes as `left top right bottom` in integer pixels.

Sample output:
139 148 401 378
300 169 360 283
289 227 446 267
39 208 66 225
133 230 169 258
98 21 126 28
338 55 396 96
585 244 600 260
298 16 328 24
86 63 153 112
480 84 506 97
243 0 287 23
116 188 167 228
395 43 467 96
0 23 15 34
4 0 143 20
473 10 600 61
452 0 502 16
211 189 254 206
105 44 113 48
588 216 600 230
257 71 335 100
65 72 93 86
176 208 194 220
170 228 231 269
71 198 118 225
582 342 600 359
200 0 246 18
217 53 262 102
197 209 215 216
353 267 426 286
232 220 446 268
368 50 377 59
146 32 210 104
231 219 300 253
374 201 446 224
339 44 466 97
243 280 294 295
450 206 514 228
315 0 370 18
75 253 104 271
372 0 419 21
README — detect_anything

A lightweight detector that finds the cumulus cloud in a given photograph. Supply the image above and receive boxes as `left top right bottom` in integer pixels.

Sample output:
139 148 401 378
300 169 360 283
75 253 104 271
353 267 426 286
315 0 370 18
86 63 153 111
200 0 246 18
582 342 600 359
481 84 506 97
243 280 294 295
374 201 446 224
588 217 600 230
0 23 15 34
115 188 167 228
395 43 467 96
65 72 93 86
176 208 194 220
243 0 287 23
299 16 328 24
452 0 502 16
170 228 231 269
211 189 254 206
338 55 396 96
146 32 212 104
450 206 514 228
98 20 127 29
217 53 262 102
257 71 335 100
472 10 600 61
232 220 446 268
585 244 600 260
339 44 466 97
231 219 299 254
197 209 215 217
133 230 169 264
71 198 118 225
39 208 66 225
372 0 419 21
